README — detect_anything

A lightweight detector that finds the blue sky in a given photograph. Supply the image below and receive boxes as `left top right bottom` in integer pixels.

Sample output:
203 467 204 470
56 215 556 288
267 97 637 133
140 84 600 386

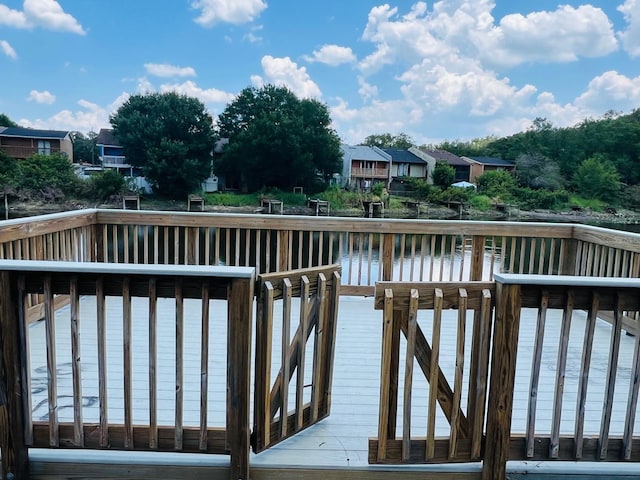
1 0 640 145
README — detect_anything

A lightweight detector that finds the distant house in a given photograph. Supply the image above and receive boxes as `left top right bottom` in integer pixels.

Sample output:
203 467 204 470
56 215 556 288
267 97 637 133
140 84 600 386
419 148 470 183
95 128 152 193
95 129 131 174
462 156 515 182
0 126 73 162
382 147 434 182
340 144 392 190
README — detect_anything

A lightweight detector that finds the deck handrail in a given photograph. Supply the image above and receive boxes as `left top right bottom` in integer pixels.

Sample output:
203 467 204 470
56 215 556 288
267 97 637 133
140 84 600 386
2 209 640 297
0 260 255 480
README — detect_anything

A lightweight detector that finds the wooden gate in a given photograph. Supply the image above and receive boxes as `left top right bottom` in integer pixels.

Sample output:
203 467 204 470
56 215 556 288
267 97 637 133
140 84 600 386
252 265 341 452
369 281 495 463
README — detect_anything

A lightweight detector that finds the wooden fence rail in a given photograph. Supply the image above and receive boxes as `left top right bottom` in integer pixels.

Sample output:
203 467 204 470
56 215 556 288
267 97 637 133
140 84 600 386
1 210 640 297
0 260 254 480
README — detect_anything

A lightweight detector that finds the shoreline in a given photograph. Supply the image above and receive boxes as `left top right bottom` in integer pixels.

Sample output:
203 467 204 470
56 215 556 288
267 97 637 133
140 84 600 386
4 199 640 226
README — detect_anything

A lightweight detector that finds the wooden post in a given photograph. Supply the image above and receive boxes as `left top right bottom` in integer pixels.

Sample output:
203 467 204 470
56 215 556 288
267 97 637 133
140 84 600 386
227 275 254 480
482 281 521 480
470 235 485 281
0 271 29 479
560 238 578 275
382 233 394 281
278 230 290 272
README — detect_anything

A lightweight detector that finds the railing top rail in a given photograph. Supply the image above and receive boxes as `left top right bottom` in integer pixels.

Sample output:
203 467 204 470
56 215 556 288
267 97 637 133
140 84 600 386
0 209 98 242
0 259 255 279
495 273 640 288
94 209 578 237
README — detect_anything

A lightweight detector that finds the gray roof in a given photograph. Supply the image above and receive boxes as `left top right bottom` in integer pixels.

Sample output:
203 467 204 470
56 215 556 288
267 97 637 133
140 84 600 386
381 148 427 165
419 148 469 166
95 128 120 147
341 144 390 162
0 127 70 139
465 156 514 167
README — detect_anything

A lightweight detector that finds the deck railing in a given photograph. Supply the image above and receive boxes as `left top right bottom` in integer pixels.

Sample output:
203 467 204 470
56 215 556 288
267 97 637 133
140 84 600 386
372 275 640 480
0 260 254 480
2 209 639 294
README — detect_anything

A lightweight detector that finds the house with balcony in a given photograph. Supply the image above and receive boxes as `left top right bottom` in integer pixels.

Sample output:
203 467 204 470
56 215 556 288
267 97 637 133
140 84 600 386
462 155 515 182
0 126 73 161
95 128 131 174
340 144 392 190
382 146 434 182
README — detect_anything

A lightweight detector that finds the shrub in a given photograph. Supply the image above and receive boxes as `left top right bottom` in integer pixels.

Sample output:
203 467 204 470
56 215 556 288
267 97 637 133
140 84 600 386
514 187 568 210
89 170 127 200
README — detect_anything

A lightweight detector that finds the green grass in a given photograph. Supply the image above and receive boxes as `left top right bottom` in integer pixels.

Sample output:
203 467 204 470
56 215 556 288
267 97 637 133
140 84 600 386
204 192 258 206
568 195 604 211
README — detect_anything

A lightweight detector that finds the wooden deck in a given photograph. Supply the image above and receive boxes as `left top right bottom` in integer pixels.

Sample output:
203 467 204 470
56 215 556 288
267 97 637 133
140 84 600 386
24 293 640 475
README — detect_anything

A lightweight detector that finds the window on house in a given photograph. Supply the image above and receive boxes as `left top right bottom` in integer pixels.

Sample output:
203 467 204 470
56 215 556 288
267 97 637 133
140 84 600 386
37 140 51 155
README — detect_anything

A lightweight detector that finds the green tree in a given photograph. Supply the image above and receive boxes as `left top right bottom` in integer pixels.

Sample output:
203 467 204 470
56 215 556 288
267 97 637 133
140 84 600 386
14 153 80 199
573 155 621 203
71 131 99 164
0 150 19 190
110 92 215 198
363 133 414 149
476 170 516 201
0 113 18 127
216 85 342 192
515 152 565 190
431 161 455 188
89 169 127 200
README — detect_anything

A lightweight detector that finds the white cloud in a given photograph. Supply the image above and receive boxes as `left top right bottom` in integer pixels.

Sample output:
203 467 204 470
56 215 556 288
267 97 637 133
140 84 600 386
27 89 55 104
0 0 85 34
486 5 618 66
0 40 17 59
254 56 322 99
618 0 640 57
19 99 110 132
159 80 235 105
0 4 29 28
304 44 356 66
357 76 378 103
192 0 266 26
144 63 197 78
575 70 640 112
358 2 618 75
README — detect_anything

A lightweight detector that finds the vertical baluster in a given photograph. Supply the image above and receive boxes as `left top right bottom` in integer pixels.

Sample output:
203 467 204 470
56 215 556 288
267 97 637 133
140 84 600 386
43 276 58 447
200 281 210 451
235 228 241 266
449 289 467 458
148 278 158 449
175 279 184 450
358 233 365 285
280 278 292 437
623 305 640 460
70 276 83 447
398 234 406 281
17 276 33 445
526 290 548 458
377 289 394 462
96 277 108 447
550 290 573 459
402 289 418 461
426 288 443 460
295 277 310 431
122 278 133 448
575 292 599 459
599 294 624 459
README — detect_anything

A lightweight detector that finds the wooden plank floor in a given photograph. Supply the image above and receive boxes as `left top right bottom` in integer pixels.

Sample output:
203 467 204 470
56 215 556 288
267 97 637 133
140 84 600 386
25 294 640 469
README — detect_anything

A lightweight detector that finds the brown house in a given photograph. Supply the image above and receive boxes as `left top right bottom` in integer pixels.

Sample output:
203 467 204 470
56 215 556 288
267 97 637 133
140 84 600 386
0 126 73 162
462 156 515 182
